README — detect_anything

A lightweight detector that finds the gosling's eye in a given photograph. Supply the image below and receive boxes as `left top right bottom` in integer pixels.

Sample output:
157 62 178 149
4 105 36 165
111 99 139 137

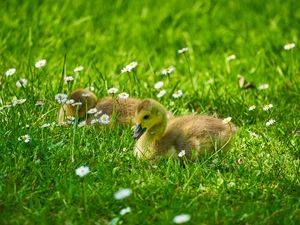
143 115 150 120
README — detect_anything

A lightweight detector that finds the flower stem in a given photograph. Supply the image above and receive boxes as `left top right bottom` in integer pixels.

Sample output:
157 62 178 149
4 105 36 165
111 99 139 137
132 71 140 95
82 180 87 211
184 53 196 93
112 95 118 124
71 105 79 162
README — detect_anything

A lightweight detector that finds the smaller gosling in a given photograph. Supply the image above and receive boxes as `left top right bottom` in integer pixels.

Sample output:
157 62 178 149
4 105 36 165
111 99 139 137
58 89 140 126
58 89 173 126
58 88 97 124
133 99 236 160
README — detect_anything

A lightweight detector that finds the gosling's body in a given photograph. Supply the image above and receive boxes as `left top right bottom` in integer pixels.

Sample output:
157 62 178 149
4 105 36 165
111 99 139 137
134 99 236 160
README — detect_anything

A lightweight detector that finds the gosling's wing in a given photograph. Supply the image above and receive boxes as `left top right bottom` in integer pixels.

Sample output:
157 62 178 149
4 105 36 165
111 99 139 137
168 115 235 152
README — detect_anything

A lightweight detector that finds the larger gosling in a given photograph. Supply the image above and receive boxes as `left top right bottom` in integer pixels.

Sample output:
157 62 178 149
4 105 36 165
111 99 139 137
133 99 236 160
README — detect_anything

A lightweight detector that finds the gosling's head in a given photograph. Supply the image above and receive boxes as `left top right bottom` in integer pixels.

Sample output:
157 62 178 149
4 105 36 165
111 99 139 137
69 89 97 117
133 99 167 139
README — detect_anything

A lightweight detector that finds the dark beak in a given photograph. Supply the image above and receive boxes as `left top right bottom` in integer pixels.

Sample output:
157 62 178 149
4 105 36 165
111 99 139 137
133 124 146 140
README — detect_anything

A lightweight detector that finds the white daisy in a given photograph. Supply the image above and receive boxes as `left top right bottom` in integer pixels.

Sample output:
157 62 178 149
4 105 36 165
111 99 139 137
55 93 68 104
40 123 51 128
12 99 27 106
66 99 75 105
66 116 75 121
17 99 27 105
130 61 138 68
162 69 167 75
284 43 295 50
178 150 186 158
99 114 110 125
162 66 175 75
66 121 75 125
121 68 128 73
35 100 45 106
173 214 191 224
5 68 16 77
90 119 99 125
226 54 236 61
108 87 119 94
263 104 273 111
154 81 164 89
87 108 98 114
119 207 131 216
4 104 12 108
157 89 166 98
35 59 47 68
118 92 129 99
78 120 87 127
75 166 90 177
114 188 132 200
266 119 275 127
64 76 74 82
74 66 84 72
22 124 30 129
172 90 183 98
258 84 269 90
168 66 175 73
248 131 259 138
16 79 28 88
121 61 138 73
248 105 256 111
18 134 30 143
223 117 232 124
11 100 17 107
178 47 189 54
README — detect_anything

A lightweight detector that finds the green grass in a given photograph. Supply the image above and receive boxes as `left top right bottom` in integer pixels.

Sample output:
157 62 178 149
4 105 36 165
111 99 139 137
0 0 300 224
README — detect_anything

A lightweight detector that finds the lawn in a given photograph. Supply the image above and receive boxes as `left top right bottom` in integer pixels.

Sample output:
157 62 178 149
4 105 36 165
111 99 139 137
0 0 299 224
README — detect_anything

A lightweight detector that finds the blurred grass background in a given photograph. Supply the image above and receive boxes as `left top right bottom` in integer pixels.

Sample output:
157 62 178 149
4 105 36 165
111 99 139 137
0 0 299 224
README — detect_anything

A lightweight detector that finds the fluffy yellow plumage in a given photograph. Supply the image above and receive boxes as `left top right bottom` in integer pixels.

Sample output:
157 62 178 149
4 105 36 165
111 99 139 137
133 99 236 161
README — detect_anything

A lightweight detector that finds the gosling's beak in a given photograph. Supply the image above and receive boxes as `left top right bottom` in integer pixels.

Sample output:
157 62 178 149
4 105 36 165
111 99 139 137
133 124 146 140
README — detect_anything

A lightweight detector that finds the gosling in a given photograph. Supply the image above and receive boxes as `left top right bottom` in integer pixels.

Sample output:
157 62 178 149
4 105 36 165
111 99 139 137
58 89 172 126
133 99 236 160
